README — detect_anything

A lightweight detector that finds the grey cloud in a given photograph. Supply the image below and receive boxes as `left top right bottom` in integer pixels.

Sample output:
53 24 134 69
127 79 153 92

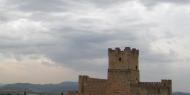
0 0 189 92
5 0 130 12
140 0 190 6
79 0 131 7
0 15 9 23
6 0 68 12
0 14 177 72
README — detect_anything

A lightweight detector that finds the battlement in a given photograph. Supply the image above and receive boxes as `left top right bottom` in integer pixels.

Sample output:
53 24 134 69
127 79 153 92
79 75 107 83
161 79 172 87
139 80 172 88
88 78 107 83
108 47 139 71
139 82 163 88
108 47 139 55
79 75 89 79
79 75 89 82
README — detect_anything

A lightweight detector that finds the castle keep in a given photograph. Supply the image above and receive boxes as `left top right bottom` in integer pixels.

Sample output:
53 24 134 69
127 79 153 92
67 47 172 95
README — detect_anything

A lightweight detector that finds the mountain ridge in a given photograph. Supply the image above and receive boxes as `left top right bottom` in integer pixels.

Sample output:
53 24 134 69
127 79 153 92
0 82 78 93
0 82 189 95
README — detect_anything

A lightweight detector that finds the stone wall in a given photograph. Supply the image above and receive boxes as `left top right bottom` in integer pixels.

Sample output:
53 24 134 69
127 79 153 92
78 75 107 95
139 80 172 95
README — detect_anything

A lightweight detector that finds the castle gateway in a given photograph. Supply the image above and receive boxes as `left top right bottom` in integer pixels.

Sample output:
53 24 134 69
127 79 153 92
67 47 172 95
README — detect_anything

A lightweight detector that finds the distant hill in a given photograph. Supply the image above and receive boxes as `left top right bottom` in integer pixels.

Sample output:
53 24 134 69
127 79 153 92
0 83 189 95
0 82 78 93
173 92 190 95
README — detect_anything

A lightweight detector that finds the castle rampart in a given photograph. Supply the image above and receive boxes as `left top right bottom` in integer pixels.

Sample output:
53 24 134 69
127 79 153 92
108 47 139 57
67 47 172 95
139 80 171 88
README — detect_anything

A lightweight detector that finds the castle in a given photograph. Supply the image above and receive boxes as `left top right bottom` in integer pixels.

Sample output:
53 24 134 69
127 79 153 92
67 47 172 95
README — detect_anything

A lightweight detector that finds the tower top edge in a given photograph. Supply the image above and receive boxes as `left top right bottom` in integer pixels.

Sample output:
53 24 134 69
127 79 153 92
108 47 139 54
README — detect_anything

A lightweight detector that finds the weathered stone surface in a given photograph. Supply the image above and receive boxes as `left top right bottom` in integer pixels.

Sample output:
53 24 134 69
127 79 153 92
67 47 172 95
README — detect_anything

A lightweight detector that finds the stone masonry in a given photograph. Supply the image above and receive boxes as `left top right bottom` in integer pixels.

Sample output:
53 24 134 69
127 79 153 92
67 47 172 95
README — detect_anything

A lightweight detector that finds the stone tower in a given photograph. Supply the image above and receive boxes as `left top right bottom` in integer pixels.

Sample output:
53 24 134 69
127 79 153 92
107 47 140 95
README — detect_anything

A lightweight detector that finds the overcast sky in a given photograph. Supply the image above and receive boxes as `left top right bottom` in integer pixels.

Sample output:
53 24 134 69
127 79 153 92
0 0 190 93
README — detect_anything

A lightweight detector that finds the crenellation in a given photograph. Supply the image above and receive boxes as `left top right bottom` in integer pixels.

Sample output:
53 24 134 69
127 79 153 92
115 47 121 52
135 49 139 54
124 47 131 51
161 80 172 87
79 75 89 82
139 80 172 90
87 77 107 83
132 48 136 52
140 82 164 87
108 48 113 52
108 47 139 56
131 48 139 55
